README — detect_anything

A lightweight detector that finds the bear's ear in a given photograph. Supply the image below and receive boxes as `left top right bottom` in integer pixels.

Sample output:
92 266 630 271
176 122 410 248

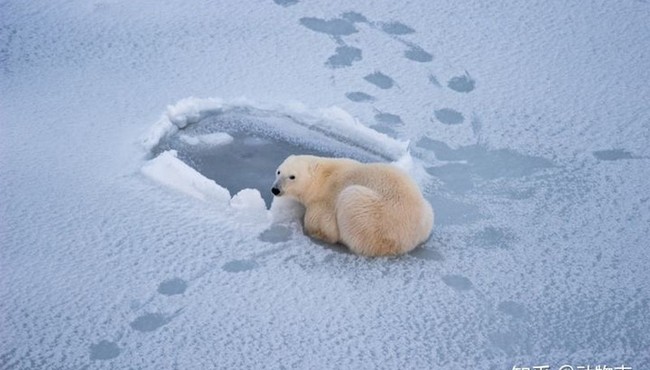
308 162 320 175
309 162 332 178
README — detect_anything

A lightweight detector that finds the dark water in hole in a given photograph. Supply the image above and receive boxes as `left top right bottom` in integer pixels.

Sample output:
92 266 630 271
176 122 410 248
181 134 340 207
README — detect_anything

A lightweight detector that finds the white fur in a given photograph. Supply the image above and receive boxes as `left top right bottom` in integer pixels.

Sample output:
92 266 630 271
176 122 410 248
272 155 434 256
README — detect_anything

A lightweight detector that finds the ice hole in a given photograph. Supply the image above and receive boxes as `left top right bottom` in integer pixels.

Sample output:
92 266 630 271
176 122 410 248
150 105 399 208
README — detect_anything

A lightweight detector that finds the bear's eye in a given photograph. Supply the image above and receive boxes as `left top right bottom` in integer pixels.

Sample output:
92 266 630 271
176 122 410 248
289 175 296 180
277 170 280 175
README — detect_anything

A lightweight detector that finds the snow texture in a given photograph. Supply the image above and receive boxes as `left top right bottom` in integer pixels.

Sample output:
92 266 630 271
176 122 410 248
1 0 649 369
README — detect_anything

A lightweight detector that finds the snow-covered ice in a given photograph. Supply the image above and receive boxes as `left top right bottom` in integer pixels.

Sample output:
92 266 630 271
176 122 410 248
1 0 649 369
179 132 234 147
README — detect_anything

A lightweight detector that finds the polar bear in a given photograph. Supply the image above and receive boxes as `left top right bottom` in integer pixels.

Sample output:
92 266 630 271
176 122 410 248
271 155 434 256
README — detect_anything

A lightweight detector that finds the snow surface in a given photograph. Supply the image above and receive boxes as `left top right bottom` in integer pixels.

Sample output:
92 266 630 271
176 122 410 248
2 0 650 369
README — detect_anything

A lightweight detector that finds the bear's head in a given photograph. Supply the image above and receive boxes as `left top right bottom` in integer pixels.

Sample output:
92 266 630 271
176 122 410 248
271 155 318 202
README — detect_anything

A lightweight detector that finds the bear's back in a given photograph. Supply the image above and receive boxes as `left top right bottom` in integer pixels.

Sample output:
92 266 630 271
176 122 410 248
343 163 422 204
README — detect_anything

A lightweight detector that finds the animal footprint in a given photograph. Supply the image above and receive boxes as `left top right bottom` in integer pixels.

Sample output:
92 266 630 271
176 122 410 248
409 246 443 261
447 72 476 93
222 259 258 272
326 46 362 69
157 277 188 296
364 71 394 89
258 224 292 244
374 112 402 125
370 17 433 63
299 17 358 37
593 149 638 161
378 21 415 35
404 43 433 62
345 91 376 103
434 108 464 125
89 340 121 361
442 274 473 291
273 0 299 7
340 11 368 23
299 16 363 68
371 112 402 137
130 311 180 332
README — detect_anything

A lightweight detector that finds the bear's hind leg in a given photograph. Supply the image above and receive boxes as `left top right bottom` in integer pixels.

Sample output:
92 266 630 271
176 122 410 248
336 185 402 256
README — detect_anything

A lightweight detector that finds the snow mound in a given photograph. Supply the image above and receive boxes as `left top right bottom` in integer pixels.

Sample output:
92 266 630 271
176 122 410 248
140 150 231 203
230 188 266 212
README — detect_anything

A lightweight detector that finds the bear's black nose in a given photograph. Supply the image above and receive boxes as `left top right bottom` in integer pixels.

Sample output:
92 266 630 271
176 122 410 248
271 187 280 196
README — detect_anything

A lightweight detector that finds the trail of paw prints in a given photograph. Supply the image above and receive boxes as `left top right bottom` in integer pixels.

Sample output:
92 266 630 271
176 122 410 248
280 5 481 134
193 225 295 277
288 7 479 132
298 16 363 69
189 225 293 280
375 24 433 63
88 285 187 363
356 71 401 129
429 72 477 127
296 10 435 69
432 238 533 356
87 225 294 363
343 12 478 127
345 13 474 129
439 270 533 355
87 283 214 363
340 11 434 63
